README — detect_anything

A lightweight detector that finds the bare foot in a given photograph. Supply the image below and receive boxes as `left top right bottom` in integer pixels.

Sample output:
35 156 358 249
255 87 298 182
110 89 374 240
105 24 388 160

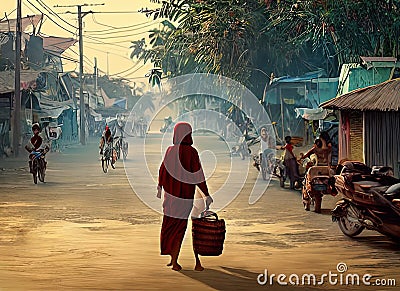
172 264 182 271
167 262 172 266
194 264 204 271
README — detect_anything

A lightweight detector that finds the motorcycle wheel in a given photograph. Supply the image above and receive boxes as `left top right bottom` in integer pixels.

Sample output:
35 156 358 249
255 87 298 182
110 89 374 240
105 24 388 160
338 206 365 237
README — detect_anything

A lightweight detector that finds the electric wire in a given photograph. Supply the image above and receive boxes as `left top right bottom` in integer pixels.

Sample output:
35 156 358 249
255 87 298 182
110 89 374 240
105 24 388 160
83 29 154 40
108 61 144 77
84 44 127 56
34 0 78 30
84 35 132 50
25 0 76 36
85 19 157 33
86 14 156 35
85 38 145 45
0 8 17 21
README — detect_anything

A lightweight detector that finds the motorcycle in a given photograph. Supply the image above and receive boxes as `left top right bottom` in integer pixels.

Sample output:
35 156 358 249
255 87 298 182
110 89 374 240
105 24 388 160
253 150 286 186
331 161 400 240
231 134 259 160
160 116 175 133
301 164 336 213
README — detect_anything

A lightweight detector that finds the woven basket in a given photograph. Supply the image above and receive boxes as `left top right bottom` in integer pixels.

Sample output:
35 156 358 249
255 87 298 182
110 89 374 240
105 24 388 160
192 212 226 256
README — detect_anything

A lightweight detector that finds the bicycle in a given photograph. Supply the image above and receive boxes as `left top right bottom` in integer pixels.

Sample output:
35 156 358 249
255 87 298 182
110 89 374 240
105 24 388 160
114 136 128 160
30 149 47 184
101 142 116 173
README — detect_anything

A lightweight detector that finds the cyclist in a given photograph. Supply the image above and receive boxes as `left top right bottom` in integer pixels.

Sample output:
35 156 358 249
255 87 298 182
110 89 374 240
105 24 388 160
25 123 48 173
260 127 275 168
99 125 113 155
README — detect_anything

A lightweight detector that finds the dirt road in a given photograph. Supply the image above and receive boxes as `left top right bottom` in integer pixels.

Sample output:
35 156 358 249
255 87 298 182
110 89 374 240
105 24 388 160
0 135 399 290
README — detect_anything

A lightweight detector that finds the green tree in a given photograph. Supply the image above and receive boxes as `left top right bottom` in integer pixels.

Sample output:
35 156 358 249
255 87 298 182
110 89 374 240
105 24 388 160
267 0 400 76
135 0 266 88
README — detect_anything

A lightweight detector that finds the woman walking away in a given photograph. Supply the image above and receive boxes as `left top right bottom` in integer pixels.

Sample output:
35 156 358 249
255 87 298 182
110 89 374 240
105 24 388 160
157 122 213 271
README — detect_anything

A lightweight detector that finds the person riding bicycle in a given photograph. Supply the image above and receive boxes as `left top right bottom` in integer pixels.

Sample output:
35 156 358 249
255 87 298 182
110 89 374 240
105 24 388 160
25 123 48 173
99 125 114 155
260 127 275 168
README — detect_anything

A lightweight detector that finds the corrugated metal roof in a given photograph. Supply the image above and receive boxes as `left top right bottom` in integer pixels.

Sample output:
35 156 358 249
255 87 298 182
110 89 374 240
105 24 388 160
320 78 400 111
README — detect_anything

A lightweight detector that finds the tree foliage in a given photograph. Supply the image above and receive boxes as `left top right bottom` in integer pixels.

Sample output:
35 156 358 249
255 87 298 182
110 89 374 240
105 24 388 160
135 0 400 95
267 0 400 76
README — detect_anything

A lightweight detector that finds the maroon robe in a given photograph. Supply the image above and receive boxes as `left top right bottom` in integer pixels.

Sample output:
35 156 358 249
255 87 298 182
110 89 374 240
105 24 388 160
158 122 209 256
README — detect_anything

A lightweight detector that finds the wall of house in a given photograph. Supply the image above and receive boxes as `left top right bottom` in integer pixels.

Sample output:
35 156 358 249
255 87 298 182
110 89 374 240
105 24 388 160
364 111 400 177
349 111 364 162
337 64 393 96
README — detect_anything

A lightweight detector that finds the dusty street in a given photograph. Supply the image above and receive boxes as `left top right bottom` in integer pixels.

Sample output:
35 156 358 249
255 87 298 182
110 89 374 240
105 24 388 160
0 134 399 291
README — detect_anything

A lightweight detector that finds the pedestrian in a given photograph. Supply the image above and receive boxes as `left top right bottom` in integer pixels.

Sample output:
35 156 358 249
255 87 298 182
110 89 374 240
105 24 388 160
157 122 213 272
279 135 301 189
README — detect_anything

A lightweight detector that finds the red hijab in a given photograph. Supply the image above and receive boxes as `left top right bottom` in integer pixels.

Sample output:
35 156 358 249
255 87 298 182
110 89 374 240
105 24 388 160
158 122 209 199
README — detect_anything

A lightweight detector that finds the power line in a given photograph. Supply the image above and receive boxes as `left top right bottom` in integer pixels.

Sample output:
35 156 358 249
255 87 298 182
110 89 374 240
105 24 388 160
92 11 143 14
116 63 147 78
68 46 94 67
84 30 153 40
85 38 144 45
85 19 157 33
0 8 17 21
108 61 143 77
25 0 76 36
35 0 78 30
84 44 127 55
84 34 132 49
86 15 156 35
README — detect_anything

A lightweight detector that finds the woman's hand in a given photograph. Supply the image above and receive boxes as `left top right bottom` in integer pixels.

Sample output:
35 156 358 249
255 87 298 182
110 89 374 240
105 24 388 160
156 185 162 199
205 195 213 209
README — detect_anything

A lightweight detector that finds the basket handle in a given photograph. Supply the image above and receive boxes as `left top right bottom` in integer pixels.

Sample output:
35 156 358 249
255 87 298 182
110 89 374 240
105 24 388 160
201 210 218 220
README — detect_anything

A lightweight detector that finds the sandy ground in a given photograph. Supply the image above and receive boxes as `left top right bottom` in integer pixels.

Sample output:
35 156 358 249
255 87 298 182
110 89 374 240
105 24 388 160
0 135 399 291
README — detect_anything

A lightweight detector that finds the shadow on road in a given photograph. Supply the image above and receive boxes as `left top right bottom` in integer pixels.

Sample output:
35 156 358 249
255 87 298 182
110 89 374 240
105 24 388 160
348 235 400 251
180 266 320 290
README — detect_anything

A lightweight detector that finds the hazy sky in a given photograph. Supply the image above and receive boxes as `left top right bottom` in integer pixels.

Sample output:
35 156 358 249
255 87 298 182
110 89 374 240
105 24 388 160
1 0 160 86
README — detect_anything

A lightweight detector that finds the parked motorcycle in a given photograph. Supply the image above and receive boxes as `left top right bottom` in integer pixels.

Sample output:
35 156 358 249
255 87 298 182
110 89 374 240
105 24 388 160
331 161 400 240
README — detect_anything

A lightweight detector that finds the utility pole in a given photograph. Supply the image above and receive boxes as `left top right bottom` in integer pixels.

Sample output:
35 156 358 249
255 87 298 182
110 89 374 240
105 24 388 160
55 3 103 145
94 57 98 93
106 52 109 76
78 5 86 145
13 0 22 157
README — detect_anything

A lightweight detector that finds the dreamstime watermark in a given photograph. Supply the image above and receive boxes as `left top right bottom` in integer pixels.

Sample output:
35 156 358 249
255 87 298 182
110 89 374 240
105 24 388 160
123 73 276 216
257 262 397 287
